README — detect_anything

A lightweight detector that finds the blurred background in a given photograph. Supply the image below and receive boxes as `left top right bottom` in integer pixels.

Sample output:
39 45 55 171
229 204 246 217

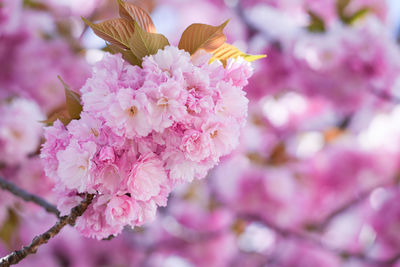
2 0 400 266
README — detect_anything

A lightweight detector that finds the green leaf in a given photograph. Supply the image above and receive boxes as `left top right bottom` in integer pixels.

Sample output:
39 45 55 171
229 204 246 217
117 0 156 33
58 76 82 120
107 43 141 66
40 109 71 126
128 21 170 63
346 7 370 24
337 0 351 14
23 0 48 10
178 20 229 55
244 54 267 62
307 11 325 32
41 77 82 126
210 43 266 66
0 209 19 248
82 17 135 49
336 0 370 25
337 0 352 22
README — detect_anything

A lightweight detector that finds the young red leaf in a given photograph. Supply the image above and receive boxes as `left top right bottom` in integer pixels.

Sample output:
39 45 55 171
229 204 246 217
117 0 156 33
178 20 229 55
40 108 71 126
58 76 82 120
106 43 142 66
82 17 135 49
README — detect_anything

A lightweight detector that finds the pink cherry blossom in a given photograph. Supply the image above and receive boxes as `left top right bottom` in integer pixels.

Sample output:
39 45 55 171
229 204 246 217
98 146 115 164
0 98 44 165
107 89 152 138
40 120 69 179
224 57 254 88
76 195 122 240
180 129 211 162
127 153 170 202
56 139 97 193
105 195 138 226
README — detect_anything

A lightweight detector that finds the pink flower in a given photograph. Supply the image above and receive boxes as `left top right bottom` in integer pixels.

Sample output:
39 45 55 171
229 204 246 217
56 139 97 193
81 53 142 115
134 200 157 225
76 195 122 240
66 113 103 142
185 90 214 115
127 153 170 202
146 79 188 132
98 146 115 164
184 64 211 92
107 89 152 138
202 118 241 160
163 148 213 183
105 195 137 226
56 190 84 216
224 57 254 87
41 120 69 179
215 81 249 124
180 129 211 162
0 98 44 165
142 46 192 76
94 164 122 195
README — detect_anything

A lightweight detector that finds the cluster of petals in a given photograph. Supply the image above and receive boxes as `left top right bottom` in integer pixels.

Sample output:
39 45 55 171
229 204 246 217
245 3 400 112
0 0 90 113
288 19 400 111
0 98 44 165
41 46 253 239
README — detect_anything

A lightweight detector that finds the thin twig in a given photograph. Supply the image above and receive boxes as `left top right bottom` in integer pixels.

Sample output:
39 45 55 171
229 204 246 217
311 182 397 231
0 176 60 217
314 188 377 231
0 194 94 267
239 213 400 266
369 88 400 104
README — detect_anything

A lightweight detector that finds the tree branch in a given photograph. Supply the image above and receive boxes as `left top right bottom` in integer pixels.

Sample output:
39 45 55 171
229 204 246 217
239 213 400 266
309 182 397 231
0 176 60 217
313 188 377 231
0 194 94 267
368 88 400 104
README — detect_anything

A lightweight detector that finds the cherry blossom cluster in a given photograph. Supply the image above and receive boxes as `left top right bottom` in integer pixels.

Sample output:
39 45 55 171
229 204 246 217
0 98 44 165
246 2 400 112
0 0 91 113
41 46 253 239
